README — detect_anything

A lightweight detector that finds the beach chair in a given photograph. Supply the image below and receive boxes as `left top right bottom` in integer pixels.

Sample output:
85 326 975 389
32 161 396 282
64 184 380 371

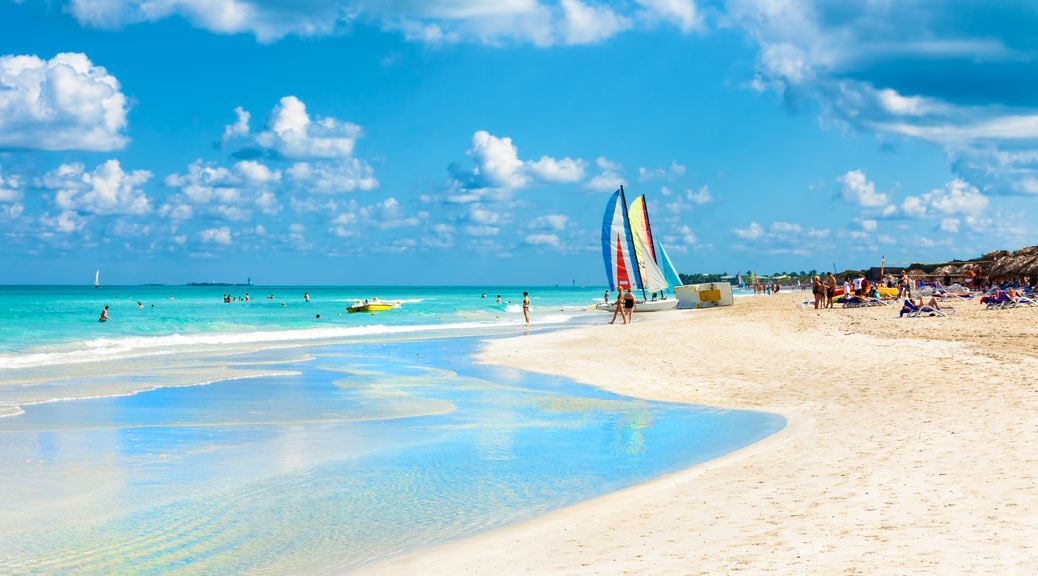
844 297 885 308
900 299 948 317
915 285 936 297
908 306 948 317
983 292 1017 310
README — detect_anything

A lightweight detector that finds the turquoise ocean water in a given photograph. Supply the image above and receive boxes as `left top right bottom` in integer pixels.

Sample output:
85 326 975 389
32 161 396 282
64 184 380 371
0 285 783 574
0 285 603 361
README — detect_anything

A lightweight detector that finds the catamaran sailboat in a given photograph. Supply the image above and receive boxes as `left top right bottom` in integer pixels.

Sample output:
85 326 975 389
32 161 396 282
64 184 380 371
596 186 681 312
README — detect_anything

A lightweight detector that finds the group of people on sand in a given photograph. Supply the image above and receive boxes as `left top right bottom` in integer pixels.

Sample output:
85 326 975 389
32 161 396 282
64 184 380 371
606 288 637 324
750 281 781 295
808 271 913 310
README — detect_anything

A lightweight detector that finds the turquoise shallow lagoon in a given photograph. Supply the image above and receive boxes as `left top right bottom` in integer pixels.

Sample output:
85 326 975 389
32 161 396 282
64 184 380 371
0 331 784 575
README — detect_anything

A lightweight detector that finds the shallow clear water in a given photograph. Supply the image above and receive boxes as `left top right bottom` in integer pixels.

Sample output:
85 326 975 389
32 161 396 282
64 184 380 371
0 335 784 575
0 285 605 359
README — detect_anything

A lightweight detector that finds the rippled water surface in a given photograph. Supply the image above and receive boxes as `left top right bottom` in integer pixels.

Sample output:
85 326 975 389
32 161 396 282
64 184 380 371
0 335 784 575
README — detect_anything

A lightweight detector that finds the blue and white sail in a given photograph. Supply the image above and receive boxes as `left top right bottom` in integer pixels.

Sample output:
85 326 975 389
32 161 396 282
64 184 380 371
601 189 642 292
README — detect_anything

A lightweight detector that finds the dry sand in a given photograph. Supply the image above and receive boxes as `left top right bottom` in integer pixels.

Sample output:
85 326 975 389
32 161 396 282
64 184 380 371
358 293 1038 575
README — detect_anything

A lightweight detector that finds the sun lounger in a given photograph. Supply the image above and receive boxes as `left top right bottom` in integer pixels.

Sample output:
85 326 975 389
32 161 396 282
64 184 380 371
843 297 886 308
900 299 951 317
983 292 1017 309
907 306 948 317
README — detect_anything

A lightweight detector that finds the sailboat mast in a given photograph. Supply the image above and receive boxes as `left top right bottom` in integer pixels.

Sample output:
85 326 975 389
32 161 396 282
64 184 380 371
618 185 647 301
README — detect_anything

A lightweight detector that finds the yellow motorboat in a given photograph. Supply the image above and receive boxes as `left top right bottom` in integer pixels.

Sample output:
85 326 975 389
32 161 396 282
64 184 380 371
347 300 398 313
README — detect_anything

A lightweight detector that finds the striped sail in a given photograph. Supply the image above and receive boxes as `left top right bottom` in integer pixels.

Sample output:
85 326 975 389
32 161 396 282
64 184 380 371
601 190 642 291
627 195 669 293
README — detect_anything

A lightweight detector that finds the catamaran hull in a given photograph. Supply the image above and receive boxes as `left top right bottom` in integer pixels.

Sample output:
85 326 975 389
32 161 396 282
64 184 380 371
595 300 677 313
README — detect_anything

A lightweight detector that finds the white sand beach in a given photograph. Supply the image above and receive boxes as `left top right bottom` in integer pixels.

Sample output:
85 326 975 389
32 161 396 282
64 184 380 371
359 293 1038 575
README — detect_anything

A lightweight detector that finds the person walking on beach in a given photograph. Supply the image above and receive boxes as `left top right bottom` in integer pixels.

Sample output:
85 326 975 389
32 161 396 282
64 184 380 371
609 291 626 324
811 276 823 309
623 289 636 322
98 305 110 322
522 291 530 324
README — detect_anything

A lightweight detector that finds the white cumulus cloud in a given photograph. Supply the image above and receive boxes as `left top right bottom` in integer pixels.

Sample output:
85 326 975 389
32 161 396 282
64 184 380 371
256 96 362 159
40 160 151 215
524 233 560 247
732 221 764 240
286 160 378 194
0 52 128 151
0 168 23 203
560 0 632 45
634 0 701 33
199 226 232 245
455 130 586 190
584 156 626 192
838 169 889 207
901 179 988 218
529 213 568 230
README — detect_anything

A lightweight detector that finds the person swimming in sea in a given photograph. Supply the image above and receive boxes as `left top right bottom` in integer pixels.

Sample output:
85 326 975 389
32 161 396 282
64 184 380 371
98 305 110 322
496 295 501 305
137 301 143 309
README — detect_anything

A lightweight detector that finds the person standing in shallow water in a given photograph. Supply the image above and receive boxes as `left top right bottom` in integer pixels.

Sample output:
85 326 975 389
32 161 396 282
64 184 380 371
522 291 530 324
304 292 310 302
98 305 110 322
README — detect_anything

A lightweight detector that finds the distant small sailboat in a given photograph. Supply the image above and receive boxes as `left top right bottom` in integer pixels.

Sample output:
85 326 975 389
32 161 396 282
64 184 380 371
94 270 100 288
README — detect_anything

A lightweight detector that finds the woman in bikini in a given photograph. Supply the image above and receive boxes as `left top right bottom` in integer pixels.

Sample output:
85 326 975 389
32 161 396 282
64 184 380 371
609 291 626 324
522 291 530 324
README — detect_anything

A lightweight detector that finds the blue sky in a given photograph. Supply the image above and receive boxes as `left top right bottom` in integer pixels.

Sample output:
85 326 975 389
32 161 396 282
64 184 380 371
1 0 1036 284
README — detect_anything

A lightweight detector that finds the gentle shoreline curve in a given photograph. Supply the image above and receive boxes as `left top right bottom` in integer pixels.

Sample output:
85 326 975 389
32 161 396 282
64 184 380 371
356 294 1038 575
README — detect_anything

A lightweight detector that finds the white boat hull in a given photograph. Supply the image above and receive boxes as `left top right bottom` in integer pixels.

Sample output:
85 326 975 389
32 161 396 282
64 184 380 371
595 299 678 312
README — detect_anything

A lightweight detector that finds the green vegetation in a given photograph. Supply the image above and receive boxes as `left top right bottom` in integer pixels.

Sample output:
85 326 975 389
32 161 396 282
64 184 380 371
680 269 870 285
